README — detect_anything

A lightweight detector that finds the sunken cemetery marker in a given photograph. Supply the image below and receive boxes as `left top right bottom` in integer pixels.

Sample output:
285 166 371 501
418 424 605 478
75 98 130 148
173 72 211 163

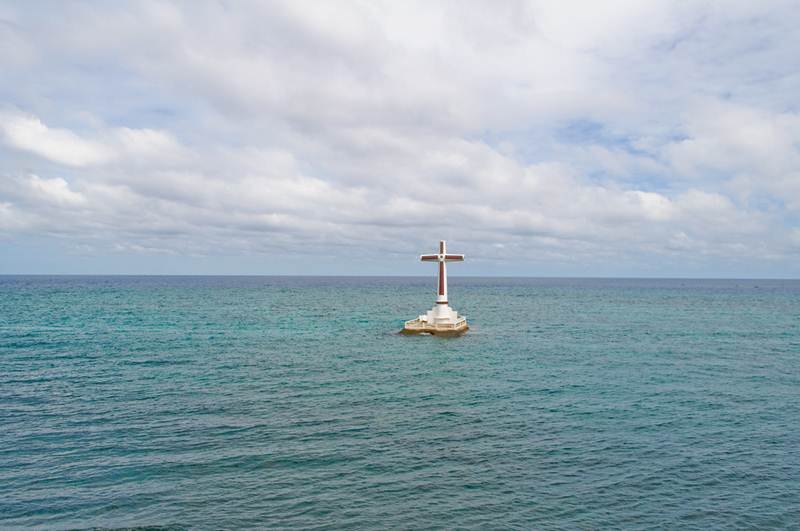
402 240 469 336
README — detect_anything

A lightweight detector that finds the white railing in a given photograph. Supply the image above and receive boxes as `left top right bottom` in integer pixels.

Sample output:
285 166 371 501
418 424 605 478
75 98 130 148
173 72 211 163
404 317 467 330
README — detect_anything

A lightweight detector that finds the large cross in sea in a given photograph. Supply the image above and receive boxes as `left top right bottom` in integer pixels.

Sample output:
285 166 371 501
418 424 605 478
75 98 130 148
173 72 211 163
420 240 464 306
402 240 469 335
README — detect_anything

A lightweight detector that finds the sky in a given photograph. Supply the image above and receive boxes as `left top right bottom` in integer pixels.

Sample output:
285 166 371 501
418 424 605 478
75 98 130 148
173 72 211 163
1 1 799 277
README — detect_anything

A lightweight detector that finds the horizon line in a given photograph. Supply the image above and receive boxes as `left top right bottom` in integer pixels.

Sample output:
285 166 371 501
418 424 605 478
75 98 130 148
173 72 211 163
1 274 798 281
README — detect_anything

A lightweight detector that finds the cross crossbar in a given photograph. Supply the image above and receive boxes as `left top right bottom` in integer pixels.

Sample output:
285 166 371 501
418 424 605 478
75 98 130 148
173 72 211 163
418 240 465 302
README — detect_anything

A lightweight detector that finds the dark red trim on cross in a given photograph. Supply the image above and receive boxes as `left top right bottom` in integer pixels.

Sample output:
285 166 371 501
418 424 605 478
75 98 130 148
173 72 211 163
420 254 438 261
436 301 449 304
444 255 464 261
439 241 444 253
438 261 445 295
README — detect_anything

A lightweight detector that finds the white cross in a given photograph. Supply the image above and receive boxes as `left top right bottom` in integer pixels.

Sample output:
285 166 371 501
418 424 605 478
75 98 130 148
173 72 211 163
420 240 464 304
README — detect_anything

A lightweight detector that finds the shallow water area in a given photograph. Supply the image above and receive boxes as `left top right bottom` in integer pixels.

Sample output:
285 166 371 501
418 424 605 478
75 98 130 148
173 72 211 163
1 276 799 528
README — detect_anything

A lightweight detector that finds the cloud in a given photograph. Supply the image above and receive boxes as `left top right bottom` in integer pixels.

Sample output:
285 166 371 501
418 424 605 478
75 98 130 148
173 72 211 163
25 175 86 206
0 111 113 166
666 103 800 178
115 127 183 159
0 109 185 168
0 1 798 275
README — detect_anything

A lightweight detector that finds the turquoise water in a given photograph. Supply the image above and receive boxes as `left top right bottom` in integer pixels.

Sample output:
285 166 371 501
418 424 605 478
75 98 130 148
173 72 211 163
1 276 799 529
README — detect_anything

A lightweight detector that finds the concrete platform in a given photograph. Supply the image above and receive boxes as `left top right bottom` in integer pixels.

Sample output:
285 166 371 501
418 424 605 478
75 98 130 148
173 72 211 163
401 316 469 336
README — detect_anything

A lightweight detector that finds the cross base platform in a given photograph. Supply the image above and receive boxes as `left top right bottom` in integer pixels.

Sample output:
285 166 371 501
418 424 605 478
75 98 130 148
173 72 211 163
401 303 469 336
401 317 469 336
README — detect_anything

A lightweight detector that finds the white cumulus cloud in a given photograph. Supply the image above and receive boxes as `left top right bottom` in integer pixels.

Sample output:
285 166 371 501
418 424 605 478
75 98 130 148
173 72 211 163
0 111 113 166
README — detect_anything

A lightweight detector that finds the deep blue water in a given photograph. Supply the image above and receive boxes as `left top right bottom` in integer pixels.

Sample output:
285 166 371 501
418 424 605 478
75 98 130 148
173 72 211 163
1 276 799 529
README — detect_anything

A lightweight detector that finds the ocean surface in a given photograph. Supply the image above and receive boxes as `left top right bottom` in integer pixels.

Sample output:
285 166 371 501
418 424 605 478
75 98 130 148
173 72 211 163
1 276 799 529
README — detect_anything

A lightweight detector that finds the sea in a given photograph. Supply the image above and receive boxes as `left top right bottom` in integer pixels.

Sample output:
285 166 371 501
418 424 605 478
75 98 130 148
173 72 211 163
1 275 798 529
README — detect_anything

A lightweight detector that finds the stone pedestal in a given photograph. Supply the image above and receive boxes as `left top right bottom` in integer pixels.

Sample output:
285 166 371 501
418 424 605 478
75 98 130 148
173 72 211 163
402 303 469 336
